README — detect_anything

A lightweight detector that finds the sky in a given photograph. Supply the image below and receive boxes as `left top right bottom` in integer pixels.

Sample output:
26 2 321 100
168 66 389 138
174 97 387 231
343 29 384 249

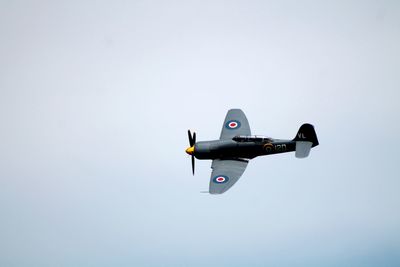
1 1 400 266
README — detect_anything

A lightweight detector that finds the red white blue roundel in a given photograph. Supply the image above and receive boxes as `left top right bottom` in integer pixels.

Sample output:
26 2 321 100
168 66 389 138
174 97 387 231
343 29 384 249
213 175 229 184
225 120 241 129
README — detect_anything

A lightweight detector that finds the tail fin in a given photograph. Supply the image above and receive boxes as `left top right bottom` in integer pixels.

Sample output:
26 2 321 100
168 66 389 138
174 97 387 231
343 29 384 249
293 123 319 158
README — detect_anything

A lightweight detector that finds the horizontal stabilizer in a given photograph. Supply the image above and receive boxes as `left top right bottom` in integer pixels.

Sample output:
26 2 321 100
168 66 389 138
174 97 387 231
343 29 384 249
295 141 312 158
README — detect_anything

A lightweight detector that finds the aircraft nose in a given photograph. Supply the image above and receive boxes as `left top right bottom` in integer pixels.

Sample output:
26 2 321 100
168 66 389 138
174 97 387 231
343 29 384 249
185 146 194 155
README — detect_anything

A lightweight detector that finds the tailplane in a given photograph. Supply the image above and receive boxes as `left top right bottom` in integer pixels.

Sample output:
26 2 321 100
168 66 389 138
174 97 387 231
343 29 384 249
293 123 319 158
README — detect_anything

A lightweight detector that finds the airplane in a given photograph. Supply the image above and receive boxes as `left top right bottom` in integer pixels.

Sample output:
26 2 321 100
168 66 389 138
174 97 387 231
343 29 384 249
185 109 319 194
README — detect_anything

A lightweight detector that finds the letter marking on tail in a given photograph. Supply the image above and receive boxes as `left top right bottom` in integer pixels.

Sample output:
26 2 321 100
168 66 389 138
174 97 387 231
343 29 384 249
297 133 306 139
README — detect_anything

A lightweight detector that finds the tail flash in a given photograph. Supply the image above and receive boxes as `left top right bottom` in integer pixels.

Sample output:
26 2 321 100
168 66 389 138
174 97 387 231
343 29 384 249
293 123 319 158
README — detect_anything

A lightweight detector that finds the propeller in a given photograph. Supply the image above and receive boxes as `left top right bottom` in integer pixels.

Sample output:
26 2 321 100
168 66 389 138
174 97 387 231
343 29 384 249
187 130 196 175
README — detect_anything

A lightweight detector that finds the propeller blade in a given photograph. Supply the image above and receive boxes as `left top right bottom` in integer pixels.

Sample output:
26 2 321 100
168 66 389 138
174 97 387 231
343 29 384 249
188 130 194 146
187 130 196 175
191 155 195 175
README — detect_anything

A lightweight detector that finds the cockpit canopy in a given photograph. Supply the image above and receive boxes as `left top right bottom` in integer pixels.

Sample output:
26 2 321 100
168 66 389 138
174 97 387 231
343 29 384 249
232 135 272 143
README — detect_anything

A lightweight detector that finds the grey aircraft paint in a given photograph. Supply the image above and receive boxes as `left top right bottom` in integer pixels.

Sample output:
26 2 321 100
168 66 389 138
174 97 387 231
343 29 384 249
186 109 319 194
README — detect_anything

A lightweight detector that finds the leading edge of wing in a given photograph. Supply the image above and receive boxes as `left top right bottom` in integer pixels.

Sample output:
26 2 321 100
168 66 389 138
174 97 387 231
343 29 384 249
209 159 249 194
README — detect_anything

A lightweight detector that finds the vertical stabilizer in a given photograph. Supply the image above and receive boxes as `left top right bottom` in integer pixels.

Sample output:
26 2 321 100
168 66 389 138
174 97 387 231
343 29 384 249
293 124 319 158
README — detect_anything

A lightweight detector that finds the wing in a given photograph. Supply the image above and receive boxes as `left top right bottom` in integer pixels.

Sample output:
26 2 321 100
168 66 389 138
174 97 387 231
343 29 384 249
209 159 249 194
220 109 251 140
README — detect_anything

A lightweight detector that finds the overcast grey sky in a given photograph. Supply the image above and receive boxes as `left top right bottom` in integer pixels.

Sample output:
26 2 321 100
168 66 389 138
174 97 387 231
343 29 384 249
1 1 400 266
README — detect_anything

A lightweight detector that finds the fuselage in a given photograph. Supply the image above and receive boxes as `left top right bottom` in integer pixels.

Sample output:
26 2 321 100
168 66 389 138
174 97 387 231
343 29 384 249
192 139 296 160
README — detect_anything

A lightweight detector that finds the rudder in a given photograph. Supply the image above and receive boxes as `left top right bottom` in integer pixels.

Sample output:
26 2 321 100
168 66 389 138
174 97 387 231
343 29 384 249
293 124 319 158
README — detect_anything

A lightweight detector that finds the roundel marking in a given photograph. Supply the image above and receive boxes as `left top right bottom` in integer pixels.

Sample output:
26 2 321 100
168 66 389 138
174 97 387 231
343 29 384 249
213 175 229 184
264 143 274 153
225 120 241 130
